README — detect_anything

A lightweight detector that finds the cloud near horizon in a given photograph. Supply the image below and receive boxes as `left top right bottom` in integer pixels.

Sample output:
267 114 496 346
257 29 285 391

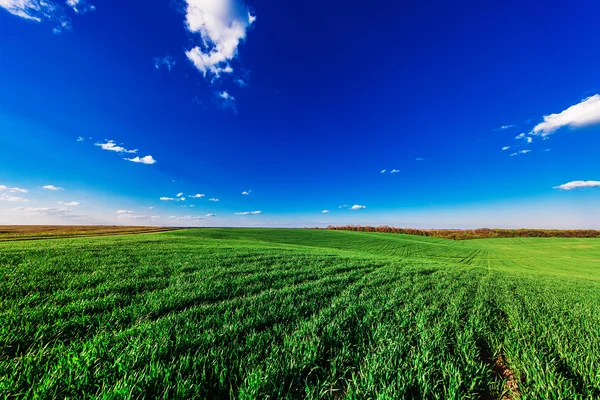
350 205 366 210
554 181 600 190
531 95 600 137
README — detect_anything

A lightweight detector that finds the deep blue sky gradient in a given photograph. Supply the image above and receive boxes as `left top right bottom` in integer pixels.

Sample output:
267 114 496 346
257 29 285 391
1 0 599 227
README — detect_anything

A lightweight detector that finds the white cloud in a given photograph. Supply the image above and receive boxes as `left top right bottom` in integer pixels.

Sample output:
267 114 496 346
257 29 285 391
494 124 516 131
416 158 425 161
242 190 251 195
160 197 176 201
390 169 399 173
531 95 600 137
542 149 551 152
515 133 525 139
519 150 531 154
176 192 184 197
154 55 176 71
57 201 80 206
189 193 205 198
0 185 28 193
206 213 217 217
43 185 63 191
209 198 220 202
0 194 28 202
338 204 348 209
510 153 517 157
349 205 366 210
235 211 262 215
502 146 510 151
116 210 133 214
184 0 256 78
554 181 600 191
526 137 533 144
0 0 93 25
214 91 236 111
9 207 82 218
77 136 84 142
95 140 137 154
170 215 204 221
125 155 157 165
380 169 386 173
322 210 329 213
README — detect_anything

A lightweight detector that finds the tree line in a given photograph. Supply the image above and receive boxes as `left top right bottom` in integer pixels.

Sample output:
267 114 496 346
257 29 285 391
319 226 600 240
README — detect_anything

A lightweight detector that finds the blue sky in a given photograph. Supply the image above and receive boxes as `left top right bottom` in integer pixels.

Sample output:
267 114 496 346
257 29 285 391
1 0 600 228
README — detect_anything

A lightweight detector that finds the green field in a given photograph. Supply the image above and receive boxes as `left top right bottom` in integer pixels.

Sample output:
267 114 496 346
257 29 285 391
1 229 599 399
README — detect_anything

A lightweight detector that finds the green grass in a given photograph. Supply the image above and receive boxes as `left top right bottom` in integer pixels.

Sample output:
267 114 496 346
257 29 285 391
1 228 599 399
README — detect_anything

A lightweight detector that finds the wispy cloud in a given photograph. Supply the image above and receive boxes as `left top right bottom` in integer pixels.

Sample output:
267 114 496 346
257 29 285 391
235 211 262 215
493 124 516 131
170 215 204 221
43 185 63 191
117 210 160 220
380 169 386 173
515 133 526 140
57 201 80 206
0 194 28 202
349 205 366 210
0 185 28 193
154 55 176 71
531 95 600 137
554 181 600 190
184 0 256 78
125 156 157 165
9 207 83 218
77 136 84 142
322 210 330 213
390 169 399 173
338 204 348 209
189 193 205 198
519 149 531 154
242 190 252 195
209 198 220 202
502 146 510 151
176 192 184 197
214 91 236 111
415 158 425 161
206 213 217 217
160 197 176 201
95 140 137 154
0 0 94 30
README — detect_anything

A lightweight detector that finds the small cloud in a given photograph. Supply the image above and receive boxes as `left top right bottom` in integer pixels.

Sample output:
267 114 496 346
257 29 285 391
235 78 248 87
349 205 366 210
322 210 330 213
515 133 525 139
77 136 84 142
502 146 510 151
338 204 348 209
160 197 176 201
519 150 531 154
242 190 252 195
235 211 262 215
510 153 517 157
125 155 157 165
43 185 63 191
0 185 28 193
189 194 205 198
209 198 220 202
214 91 236 112
415 158 425 161
541 149 551 152
117 210 133 214
170 215 204 221
493 125 516 131
531 94 600 137
0 194 28 202
154 55 176 71
526 137 533 144
143 206 154 209
554 181 600 190
206 213 217 217
390 169 399 173
58 201 80 206
380 169 386 173
176 192 184 197
95 140 138 154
